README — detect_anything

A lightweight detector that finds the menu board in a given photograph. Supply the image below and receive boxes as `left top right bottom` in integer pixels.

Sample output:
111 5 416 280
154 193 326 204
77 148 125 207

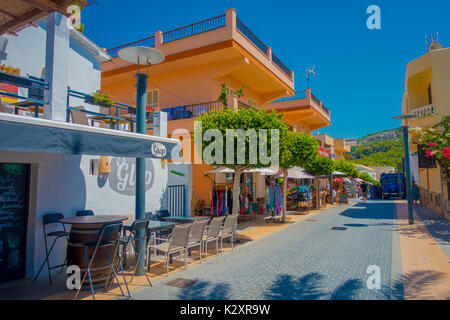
339 192 348 204
0 163 30 284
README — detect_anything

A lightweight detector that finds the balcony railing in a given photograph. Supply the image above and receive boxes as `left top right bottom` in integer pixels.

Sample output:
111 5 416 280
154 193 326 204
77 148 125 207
236 18 268 54
411 104 435 119
272 53 290 77
0 71 48 117
321 104 330 115
106 36 155 58
311 93 321 106
66 88 154 131
161 101 223 121
237 100 256 111
163 14 226 43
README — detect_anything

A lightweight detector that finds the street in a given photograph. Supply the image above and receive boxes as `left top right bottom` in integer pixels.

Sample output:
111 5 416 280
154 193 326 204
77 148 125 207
128 199 450 300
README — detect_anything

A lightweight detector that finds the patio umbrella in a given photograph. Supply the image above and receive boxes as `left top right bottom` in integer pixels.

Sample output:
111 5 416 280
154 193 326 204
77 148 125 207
333 177 346 182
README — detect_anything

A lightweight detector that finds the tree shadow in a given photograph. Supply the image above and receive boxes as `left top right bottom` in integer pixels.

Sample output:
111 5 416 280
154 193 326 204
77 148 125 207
176 281 231 300
264 273 364 300
340 202 396 220
382 270 446 300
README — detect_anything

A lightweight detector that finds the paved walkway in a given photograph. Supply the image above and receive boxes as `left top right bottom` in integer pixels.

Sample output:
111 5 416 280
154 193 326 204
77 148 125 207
129 200 411 300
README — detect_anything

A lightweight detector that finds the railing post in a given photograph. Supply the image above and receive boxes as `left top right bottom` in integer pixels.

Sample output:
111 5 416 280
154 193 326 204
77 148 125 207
226 8 236 36
267 47 272 60
155 30 163 47
228 96 238 111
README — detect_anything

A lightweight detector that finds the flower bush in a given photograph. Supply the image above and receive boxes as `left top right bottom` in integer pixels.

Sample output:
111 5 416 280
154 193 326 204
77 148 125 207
92 90 116 106
418 115 450 178
130 102 154 114
0 64 20 75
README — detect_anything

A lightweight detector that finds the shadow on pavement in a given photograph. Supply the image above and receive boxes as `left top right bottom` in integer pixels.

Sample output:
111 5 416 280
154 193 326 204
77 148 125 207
339 202 396 221
264 273 364 300
176 281 231 300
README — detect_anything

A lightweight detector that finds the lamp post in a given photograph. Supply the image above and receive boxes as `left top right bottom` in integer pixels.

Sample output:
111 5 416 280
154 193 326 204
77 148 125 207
393 114 418 224
118 46 165 275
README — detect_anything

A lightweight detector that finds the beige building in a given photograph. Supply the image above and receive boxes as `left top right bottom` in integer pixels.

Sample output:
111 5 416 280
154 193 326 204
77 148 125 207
313 134 351 160
401 38 450 219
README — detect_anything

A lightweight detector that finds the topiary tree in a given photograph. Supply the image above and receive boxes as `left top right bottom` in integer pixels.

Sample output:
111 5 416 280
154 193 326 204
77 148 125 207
305 155 335 176
279 131 319 221
359 172 380 187
196 108 289 215
334 159 359 178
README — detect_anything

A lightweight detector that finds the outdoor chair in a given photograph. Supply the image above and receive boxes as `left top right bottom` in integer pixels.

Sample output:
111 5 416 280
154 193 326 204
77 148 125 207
147 223 192 277
202 216 225 260
219 214 239 254
112 219 151 289
186 220 208 263
70 107 90 125
74 222 130 300
76 209 94 217
34 213 70 285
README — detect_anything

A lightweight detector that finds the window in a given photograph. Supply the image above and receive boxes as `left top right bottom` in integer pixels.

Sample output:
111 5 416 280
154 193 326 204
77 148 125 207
248 98 257 108
427 84 432 105
146 89 159 109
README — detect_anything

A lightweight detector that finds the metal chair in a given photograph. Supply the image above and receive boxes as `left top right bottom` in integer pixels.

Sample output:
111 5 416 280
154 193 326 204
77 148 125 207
76 209 94 217
74 222 129 300
202 216 225 260
147 223 192 276
219 215 239 254
34 213 70 285
113 219 151 288
186 220 208 263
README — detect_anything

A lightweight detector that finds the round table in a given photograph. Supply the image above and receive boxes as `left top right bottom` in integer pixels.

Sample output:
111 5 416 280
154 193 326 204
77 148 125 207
60 215 128 287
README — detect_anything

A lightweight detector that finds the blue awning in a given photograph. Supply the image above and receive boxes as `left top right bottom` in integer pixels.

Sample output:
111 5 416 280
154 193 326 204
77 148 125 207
0 114 181 159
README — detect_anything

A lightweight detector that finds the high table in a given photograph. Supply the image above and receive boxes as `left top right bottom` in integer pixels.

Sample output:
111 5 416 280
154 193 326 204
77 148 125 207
60 215 128 287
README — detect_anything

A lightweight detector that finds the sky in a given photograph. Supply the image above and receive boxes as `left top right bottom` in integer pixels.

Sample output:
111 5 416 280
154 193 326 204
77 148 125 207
81 0 449 139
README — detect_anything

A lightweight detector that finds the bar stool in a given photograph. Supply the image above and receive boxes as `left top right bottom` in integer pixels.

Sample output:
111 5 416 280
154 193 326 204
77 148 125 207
110 219 151 290
74 222 129 300
34 213 70 285
76 210 94 216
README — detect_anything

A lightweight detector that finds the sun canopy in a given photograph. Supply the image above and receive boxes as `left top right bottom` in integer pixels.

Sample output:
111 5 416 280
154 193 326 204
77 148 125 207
0 113 180 159
284 167 315 179
332 171 346 175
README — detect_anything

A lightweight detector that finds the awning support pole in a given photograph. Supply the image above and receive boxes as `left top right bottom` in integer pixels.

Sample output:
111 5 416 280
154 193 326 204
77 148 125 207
135 72 148 276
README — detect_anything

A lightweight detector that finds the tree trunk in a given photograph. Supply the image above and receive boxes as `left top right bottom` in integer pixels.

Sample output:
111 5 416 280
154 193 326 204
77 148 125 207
232 167 243 216
282 168 288 222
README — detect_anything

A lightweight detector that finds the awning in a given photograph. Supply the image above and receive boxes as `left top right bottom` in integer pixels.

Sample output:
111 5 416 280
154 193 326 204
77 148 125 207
0 113 181 159
285 167 315 179
332 171 346 175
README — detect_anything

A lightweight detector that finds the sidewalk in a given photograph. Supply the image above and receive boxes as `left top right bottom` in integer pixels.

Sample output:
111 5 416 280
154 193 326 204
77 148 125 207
395 202 450 300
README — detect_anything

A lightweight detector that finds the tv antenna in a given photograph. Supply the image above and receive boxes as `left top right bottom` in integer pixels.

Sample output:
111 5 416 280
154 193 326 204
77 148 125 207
305 65 315 89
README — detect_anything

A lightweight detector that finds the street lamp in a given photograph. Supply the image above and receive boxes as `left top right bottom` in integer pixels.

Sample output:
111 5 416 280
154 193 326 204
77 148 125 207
118 46 165 275
393 114 418 224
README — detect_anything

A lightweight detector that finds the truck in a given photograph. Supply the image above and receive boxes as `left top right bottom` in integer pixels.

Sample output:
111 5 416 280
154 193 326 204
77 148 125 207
380 173 406 199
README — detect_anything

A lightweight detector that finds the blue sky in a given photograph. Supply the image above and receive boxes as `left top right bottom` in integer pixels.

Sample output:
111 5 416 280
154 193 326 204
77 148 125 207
82 0 449 139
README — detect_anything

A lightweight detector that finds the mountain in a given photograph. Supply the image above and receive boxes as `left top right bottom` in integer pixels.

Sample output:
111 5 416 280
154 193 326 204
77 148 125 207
349 128 404 168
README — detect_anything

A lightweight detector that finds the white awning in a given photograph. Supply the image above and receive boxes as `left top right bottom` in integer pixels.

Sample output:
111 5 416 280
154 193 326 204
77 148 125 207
285 167 315 179
332 171 346 175
205 167 278 175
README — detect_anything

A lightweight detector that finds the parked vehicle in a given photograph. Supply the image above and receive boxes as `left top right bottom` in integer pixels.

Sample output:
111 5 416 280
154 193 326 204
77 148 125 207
380 173 406 199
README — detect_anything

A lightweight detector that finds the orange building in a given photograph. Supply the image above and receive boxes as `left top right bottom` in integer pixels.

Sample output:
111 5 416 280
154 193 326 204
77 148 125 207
101 8 331 206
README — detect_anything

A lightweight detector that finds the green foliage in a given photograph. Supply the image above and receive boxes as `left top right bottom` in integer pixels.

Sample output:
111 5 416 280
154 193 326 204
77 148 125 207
218 83 249 109
359 172 380 187
92 90 116 106
280 131 318 169
418 115 450 178
334 159 359 178
350 130 404 167
196 108 288 169
305 156 334 176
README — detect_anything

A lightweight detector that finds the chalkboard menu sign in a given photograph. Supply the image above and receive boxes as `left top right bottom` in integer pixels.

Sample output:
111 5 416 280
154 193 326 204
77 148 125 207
0 163 30 284
339 192 349 204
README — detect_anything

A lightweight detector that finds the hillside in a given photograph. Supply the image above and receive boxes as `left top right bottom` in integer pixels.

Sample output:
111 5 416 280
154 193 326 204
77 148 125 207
349 128 404 168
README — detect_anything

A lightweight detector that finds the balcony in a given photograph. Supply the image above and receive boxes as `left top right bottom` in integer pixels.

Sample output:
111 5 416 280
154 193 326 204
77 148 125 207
264 88 331 131
411 104 435 119
161 101 223 121
103 9 294 98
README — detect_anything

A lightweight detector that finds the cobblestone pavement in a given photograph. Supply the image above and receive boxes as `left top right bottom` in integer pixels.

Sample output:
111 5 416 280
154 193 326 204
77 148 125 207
129 199 404 300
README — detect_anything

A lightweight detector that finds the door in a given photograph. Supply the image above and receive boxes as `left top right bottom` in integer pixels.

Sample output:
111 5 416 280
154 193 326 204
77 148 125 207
0 163 30 284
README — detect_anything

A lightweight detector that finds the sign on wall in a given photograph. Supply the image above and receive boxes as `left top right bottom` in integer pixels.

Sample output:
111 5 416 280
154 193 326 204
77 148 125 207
109 157 155 195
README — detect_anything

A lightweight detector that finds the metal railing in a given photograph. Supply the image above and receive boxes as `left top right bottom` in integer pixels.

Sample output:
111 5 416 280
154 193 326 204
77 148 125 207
66 88 154 130
311 93 321 106
163 14 226 43
237 100 256 111
161 100 223 121
0 71 49 117
106 36 155 58
321 104 330 115
272 53 290 77
236 18 268 54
